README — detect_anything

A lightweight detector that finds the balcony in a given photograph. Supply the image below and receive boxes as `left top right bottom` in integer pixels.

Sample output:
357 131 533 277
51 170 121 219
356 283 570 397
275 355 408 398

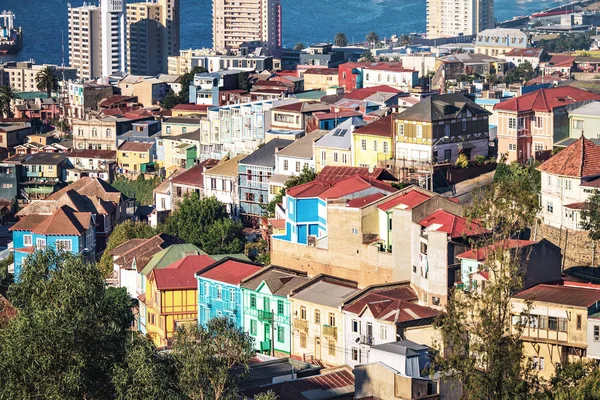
322 325 337 339
260 339 271 352
294 319 308 332
359 335 373 345
258 310 273 322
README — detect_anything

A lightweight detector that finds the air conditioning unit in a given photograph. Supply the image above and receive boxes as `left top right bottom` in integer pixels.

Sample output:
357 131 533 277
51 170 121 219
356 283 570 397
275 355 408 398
307 235 317 247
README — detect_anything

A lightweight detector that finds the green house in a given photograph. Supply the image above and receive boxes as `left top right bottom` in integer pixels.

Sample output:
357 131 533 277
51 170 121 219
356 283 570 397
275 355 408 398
240 266 308 357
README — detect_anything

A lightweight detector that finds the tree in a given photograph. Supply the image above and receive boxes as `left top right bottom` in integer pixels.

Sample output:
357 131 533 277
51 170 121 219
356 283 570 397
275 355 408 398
400 34 411 45
98 219 157 277
160 66 208 109
245 239 270 265
544 360 600 399
238 71 251 92
360 50 375 62
264 166 317 216
161 194 245 254
35 66 59 98
366 31 379 47
0 250 134 399
255 390 279 400
173 318 254 400
582 189 600 267
294 42 306 51
112 333 182 400
434 162 542 399
334 32 348 47
0 85 17 118
111 173 161 206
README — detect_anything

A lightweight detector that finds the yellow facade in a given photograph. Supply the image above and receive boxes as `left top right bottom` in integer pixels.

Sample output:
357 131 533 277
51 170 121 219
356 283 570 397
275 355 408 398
144 275 198 348
290 298 347 367
163 137 184 173
313 145 352 173
117 149 151 172
352 133 393 168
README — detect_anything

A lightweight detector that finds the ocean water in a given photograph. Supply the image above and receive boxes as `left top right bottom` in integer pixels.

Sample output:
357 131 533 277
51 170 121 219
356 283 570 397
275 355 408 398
1 0 574 66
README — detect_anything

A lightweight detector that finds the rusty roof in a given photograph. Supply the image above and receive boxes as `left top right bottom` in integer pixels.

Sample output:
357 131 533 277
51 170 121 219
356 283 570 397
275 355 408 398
10 205 91 235
513 284 600 308
538 136 600 178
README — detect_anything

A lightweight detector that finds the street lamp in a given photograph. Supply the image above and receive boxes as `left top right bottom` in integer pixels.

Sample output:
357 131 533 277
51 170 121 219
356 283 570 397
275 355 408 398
430 135 449 191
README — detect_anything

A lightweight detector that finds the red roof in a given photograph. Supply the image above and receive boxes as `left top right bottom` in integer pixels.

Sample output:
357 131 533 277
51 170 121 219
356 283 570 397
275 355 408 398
457 239 537 261
197 258 262 285
304 68 339 75
494 87 600 113
546 54 576 67
514 283 600 307
170 159 219 187
118 141 153 152
172 104 210 111
419 209 486 239
353 115 393 137
377 190 432 211
346 192 386 208
152 255 215 290
538 136 600 177
317 166 396 182
99 95 136 107
10 205 91 235
363 63 416 73
287 175 395 200
344 85 402 100
268 218 286 229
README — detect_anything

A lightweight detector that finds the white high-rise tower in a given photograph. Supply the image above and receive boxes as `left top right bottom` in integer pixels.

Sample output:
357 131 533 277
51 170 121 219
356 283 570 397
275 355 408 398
100 0 126 77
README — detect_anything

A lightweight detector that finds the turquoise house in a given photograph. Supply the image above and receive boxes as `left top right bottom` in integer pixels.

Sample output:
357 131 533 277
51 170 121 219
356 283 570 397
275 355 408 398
10 205 96 280
240 266 308 357
195 257 262 330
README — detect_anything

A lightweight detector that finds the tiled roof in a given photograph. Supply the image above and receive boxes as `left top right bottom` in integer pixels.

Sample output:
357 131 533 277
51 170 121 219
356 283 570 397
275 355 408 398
396 93 491 122
153 255 215 291
287 175 395 200
114 234 185 271
513 284 600 307
419 209 486 239
110 238 147 257
353 114 393 138
317 166 397 182
17 189 116 217
304 68 339 75
49 177 125 203
378 189 432 211
457 239 537 261
118 141 154 152
241 266 308 296
10 205 91 235
504 48 545 58
538 136 600 177
172 104 210 111
546 54 576 67
268 218 286 229
67 149 117 159
564 202 586 210
346 192 386 208
99 95 135 107
494 87 600 113
344 85 402 100
170 159 219 187
196 257 263 285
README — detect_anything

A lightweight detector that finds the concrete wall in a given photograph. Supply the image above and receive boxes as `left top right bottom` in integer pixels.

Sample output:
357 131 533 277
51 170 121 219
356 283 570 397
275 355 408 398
536 222 596 269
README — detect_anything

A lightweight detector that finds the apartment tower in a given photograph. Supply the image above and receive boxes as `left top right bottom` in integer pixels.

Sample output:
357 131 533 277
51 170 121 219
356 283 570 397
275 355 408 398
100 0 127 76
68 3 102 79
212 0 282 55
126 0 180 75
426 0 493 38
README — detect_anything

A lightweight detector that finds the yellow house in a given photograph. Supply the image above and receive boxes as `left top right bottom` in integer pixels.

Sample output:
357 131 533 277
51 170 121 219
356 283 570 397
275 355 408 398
116 141 154 173
352 115 393 168
302 68 339 91
313 118 354 172
144 255 215 348
511 283 600 380
289 275 359 367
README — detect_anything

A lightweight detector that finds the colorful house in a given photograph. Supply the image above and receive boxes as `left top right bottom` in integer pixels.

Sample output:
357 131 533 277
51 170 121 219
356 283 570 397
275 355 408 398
352 115 394 168
195 257 263 330
144 254 215 348
116 141 155 173
10 205 96 279
240 266 309 357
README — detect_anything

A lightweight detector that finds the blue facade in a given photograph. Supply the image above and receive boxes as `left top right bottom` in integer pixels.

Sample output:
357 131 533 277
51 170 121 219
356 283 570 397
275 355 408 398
197 278 244 329
275 195 327 245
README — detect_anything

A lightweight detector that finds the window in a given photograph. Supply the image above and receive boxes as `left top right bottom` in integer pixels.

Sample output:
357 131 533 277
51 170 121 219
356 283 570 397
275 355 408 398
547 201 553 214
444 149 451 161
518 117 524 130
328 313 336 327
55 239 72 251
216 286 222 299
539 357 545 371
230 289 236 303
351 348 360 362
383 141 389 154
595 326 599 341
573 119 584 130
320 150 326 164
416 125 422 138
361 139 367 151
352 319 359 333
166 126 172 134
548 316 558 331
315 309 321 324
277 326 285 342
23 234 32 247
277 300 284 315
577 314 582 330
92 128 98 137
106 129 112 138
328 341 336 356
300 333 307 348
462 120 467 131
250 294 257 309
182 127 187 134
48 165 54 171
548 175 552 186
534 142 544 152
342 153 348 164
333 152 338 163
300 306 307 320
295 161 300 173
250 319 257 336
283 159 289 171
565 180 572 191
210 178 217 190
373 140 378 152
398 124 404 136
36 238 46 249
508 118 517 130
351 227 359 235
508 143 517 151
380 326 388 340
535 116 543 128
245 193 255 202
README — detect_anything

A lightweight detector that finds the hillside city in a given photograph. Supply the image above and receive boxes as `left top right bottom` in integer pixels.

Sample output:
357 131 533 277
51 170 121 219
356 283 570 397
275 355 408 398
5 0 600 398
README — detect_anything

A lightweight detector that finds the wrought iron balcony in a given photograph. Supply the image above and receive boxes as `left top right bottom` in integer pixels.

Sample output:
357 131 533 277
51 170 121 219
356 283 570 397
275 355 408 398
359 335 373 345
322 325 337 339
293 319 308 332
257 310 273 322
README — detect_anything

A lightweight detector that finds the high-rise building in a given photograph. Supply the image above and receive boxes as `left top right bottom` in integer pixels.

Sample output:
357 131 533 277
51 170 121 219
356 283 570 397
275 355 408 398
68 3 102 79
212 0 282 56
100 0 127 76
126 0 180 75
68 1 126 79
426 0 493 39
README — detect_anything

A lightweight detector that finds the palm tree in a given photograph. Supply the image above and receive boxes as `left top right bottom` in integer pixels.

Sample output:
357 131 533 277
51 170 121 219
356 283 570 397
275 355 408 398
0 85 17 118
294 42 306 51
35 66 59 98
334 32 348 47
365 31 379 48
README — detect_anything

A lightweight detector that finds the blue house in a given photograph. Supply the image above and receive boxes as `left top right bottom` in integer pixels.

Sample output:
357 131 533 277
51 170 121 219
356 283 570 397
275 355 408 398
195 257 263 330
10 205 96 279
238 138 293 219
275 174 396 245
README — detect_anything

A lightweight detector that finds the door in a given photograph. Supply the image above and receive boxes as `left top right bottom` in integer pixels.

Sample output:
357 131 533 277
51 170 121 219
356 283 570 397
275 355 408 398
264 323 271 354
315 337 321 360
263 297 270 313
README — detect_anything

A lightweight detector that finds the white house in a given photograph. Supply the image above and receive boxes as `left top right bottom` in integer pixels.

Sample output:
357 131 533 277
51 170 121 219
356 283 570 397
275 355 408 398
537 136 600 231
502 48 546 69
362 64 419 91
341 283 439 368
202 154 245 219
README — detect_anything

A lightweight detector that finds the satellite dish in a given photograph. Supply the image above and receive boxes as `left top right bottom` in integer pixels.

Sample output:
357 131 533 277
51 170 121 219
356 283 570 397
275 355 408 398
355 337 361 343
368 166 374 174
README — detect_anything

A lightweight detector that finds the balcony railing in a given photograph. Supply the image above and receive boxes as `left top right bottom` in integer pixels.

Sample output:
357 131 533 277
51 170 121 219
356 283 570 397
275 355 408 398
294 319 308 332
260 339 271 352
258 310 273 322
359 335 373 345
322 325 337 339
